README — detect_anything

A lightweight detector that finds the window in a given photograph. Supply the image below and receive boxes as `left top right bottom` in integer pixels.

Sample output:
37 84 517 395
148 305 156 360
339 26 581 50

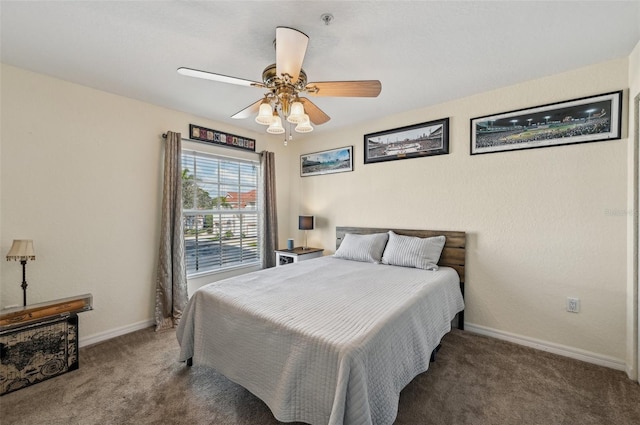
182 150 260 275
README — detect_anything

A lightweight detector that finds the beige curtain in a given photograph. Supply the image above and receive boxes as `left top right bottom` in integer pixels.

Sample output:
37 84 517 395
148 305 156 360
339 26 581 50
155 131 188 331
260 151 278 268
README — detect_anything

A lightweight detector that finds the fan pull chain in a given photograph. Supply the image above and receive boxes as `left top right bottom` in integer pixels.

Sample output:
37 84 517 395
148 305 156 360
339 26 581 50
284 120 293 146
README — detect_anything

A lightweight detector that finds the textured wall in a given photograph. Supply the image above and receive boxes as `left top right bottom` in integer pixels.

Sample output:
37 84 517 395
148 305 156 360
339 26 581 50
286 58 630 365
0 64 292 344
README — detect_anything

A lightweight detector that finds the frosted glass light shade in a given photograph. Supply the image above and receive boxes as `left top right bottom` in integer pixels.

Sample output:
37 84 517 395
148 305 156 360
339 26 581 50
267 116 285 134
286 101 305 124
295 114 313 133
255 102 274 125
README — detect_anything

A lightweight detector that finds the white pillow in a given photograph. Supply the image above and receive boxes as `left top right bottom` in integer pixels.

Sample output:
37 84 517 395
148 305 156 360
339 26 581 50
333 232 389 263
381 231 445 270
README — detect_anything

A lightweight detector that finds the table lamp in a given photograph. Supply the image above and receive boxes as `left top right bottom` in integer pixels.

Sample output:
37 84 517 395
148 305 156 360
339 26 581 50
298 216 314 250
6 239 36 306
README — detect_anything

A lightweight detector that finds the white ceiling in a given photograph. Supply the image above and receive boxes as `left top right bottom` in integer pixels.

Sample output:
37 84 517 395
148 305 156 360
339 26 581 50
2 1 639 137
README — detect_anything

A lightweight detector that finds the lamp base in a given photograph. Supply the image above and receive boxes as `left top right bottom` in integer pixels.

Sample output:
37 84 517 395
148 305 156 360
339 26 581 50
20 260 28 307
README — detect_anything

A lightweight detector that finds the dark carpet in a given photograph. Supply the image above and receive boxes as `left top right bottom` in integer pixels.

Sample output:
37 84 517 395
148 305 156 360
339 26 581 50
1 327 638 424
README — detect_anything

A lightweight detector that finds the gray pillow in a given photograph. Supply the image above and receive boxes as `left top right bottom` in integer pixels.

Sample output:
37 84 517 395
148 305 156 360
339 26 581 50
381 231 445 270
333 232 389 263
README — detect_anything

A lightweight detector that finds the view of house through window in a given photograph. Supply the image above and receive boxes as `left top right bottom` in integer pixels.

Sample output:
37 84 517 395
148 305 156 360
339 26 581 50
182 150 260 275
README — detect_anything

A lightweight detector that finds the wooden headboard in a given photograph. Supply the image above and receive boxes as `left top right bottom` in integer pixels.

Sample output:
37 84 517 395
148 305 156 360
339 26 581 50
335 226 466 283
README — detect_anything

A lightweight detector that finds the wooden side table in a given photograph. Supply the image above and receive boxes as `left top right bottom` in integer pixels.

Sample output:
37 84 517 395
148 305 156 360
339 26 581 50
275 247 324 267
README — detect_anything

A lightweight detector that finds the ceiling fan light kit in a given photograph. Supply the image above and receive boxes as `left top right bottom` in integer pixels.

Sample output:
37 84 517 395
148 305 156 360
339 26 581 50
179 26 381 142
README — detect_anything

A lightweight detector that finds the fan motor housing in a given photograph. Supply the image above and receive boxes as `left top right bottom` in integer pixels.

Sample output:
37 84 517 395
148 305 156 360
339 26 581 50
262 64 307 88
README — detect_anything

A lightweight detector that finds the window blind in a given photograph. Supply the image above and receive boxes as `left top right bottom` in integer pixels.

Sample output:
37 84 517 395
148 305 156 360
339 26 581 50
181 150 260 275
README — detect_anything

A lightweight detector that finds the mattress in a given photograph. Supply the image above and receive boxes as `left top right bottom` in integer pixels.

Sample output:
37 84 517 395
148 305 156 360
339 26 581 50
176 255 464 425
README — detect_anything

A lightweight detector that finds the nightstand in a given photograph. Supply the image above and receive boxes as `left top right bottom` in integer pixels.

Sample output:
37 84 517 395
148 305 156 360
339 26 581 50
275 247 324 266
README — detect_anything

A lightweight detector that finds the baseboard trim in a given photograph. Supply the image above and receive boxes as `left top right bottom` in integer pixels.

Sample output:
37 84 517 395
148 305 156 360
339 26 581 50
465 323 627 372
79 319 155 348
625 364 637 381
78 320 629 375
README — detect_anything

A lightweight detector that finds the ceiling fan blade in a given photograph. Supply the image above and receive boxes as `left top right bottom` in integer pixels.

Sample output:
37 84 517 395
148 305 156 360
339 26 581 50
299 97 330 125
231 98 263 119
276 27 308 84
305 80 382 97
178 67 265 88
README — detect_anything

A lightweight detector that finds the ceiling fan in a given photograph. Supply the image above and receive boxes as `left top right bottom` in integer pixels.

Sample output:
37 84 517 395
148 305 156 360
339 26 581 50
177 26 382 135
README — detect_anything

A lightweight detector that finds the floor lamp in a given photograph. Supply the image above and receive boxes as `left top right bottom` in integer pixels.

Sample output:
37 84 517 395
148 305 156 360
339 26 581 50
298 216 314 250
6 239 36 307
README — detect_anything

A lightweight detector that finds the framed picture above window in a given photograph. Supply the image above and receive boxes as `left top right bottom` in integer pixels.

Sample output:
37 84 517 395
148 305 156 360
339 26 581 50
364 118 449 164
470 90 623 155
189 124 256 152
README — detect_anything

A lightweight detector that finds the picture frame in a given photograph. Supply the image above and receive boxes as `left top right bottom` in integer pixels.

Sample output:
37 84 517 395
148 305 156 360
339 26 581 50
189 124 256 152
363 118 449 164
300 146 353 177
470 90 623 155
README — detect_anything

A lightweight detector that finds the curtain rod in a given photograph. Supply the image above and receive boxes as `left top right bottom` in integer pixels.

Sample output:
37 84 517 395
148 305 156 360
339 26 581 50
161 133 214 145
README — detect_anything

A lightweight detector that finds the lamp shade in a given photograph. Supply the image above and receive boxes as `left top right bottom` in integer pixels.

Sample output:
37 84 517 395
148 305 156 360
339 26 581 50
286 101 306 124
6 239 35 261
255 102 274 125
298 215 314 230
267 115 285 134
295 114 313 133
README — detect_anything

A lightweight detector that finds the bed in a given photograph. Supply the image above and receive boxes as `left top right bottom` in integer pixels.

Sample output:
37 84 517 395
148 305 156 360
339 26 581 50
176 227 466 425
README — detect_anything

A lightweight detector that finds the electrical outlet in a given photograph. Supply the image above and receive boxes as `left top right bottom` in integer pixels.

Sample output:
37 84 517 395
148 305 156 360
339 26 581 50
566 297 580 313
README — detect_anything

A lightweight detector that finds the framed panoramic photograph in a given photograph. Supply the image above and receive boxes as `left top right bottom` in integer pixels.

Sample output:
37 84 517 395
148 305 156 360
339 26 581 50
364 118 449 164
470 90 623 155
300 146 353 177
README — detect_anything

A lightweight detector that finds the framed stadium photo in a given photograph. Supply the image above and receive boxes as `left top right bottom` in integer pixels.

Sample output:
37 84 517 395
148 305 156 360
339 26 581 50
300 146 353 177
470 90 622 155
364 118 449 164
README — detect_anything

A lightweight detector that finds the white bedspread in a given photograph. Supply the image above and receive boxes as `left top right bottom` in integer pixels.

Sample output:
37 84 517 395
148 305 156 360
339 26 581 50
176 256 464 425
